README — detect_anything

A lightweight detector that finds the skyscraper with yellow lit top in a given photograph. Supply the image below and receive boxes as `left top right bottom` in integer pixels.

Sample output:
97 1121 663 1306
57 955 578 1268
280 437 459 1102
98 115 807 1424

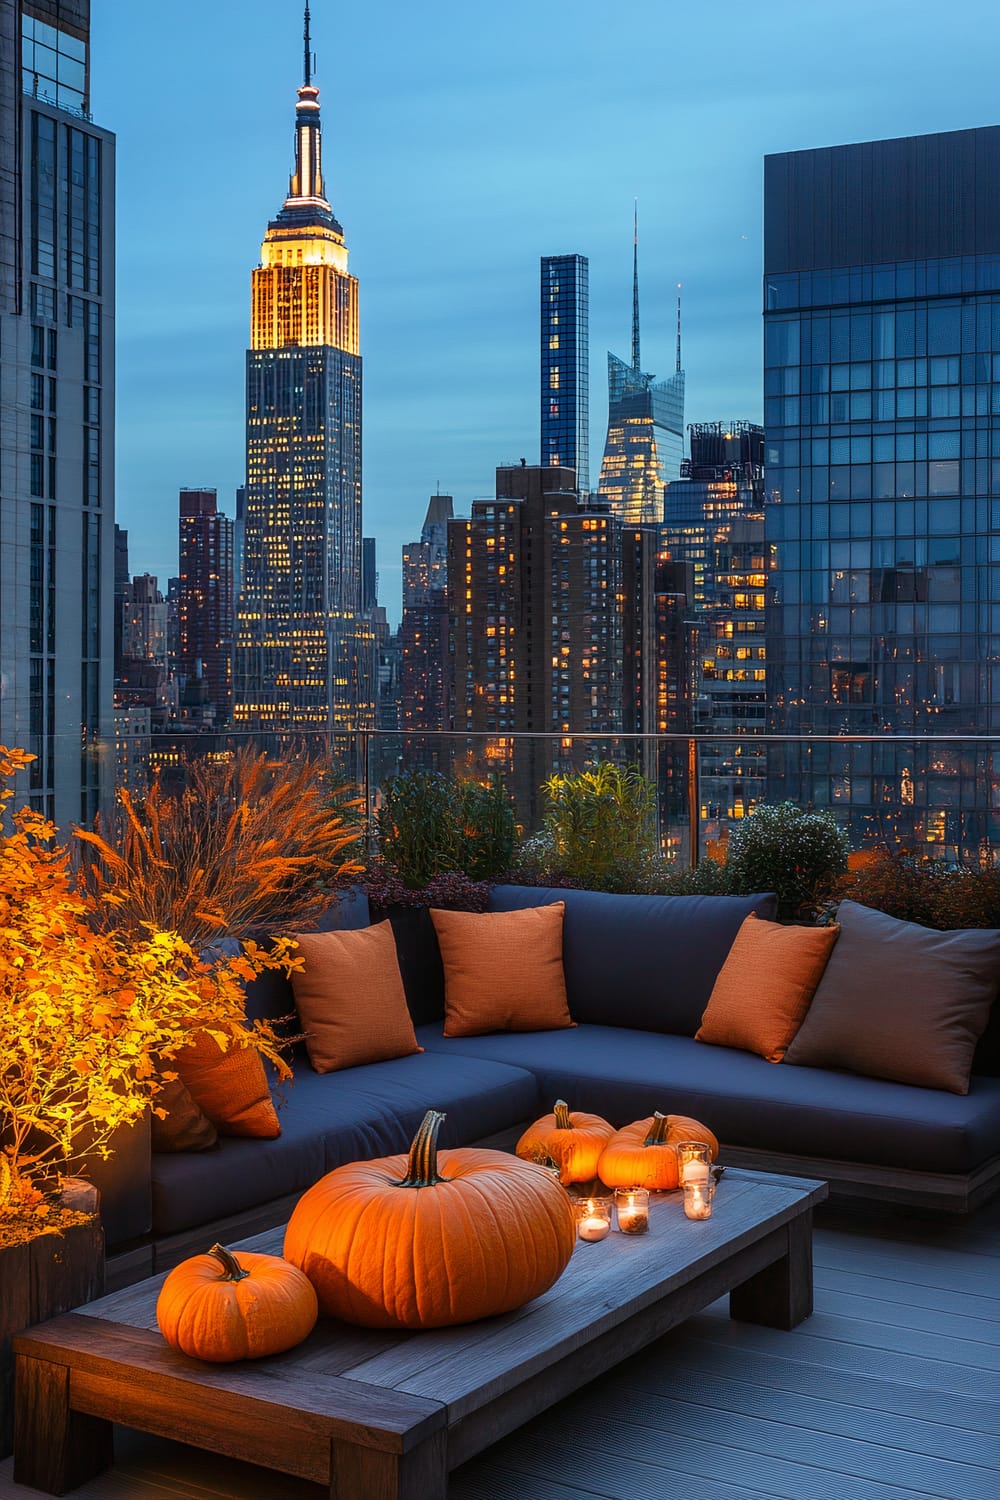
234 7 374 736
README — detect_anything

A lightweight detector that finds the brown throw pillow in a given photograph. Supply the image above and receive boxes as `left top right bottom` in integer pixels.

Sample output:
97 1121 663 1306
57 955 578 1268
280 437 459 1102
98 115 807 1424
783 900 1000 1093
696 913 840 1063
431 903 573 1037
290 920 422 1073
174 1030 280 1139
150 1074 219 1153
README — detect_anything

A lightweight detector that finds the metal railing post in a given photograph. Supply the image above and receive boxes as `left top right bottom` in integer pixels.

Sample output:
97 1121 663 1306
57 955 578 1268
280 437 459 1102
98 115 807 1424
360 729 372 851
688 736 700 869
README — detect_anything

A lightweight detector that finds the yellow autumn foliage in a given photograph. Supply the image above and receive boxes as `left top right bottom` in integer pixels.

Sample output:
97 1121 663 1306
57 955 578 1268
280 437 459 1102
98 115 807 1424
0 746 298 1226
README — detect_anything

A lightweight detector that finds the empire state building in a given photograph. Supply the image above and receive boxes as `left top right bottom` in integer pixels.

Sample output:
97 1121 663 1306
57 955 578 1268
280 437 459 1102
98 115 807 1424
233 7 374 736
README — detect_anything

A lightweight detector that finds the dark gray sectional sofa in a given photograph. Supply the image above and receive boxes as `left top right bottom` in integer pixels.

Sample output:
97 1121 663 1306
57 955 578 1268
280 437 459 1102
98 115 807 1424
100 886 1000 1282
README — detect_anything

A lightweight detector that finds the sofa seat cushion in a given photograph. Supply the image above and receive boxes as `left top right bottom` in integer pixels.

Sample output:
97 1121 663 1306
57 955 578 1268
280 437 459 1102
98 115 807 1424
416 1023 1000 1176
151 1052 539 1236
487 886 777 1035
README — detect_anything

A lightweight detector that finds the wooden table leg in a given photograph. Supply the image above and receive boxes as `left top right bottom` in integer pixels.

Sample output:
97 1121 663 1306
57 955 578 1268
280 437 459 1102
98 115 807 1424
330 1426 448 1500
13 1354 113 1494
729 1212 814 1330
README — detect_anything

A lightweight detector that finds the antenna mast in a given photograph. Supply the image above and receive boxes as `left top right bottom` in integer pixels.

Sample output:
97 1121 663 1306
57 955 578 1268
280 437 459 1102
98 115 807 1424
676 283 682 374
631 199 640 373
303 3 312 85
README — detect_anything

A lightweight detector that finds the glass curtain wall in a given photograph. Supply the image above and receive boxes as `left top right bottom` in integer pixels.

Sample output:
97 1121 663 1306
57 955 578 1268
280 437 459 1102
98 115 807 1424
765 253 1000 858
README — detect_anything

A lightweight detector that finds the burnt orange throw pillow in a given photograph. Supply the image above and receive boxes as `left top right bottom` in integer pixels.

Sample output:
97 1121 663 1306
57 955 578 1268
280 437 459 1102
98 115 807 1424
696 914 840 1063
290 921 422 1073
174 1030 280 1139
431 903 573 1037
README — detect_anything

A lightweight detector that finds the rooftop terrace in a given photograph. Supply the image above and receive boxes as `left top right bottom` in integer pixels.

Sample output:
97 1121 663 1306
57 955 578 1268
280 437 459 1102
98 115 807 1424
1 1199 996 1499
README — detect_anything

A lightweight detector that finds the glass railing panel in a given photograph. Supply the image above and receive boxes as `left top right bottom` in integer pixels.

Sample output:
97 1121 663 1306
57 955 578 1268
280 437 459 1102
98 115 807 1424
17 727 1000 870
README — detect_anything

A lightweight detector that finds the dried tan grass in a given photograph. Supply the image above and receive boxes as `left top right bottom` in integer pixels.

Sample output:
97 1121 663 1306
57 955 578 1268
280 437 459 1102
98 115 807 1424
77 746 364 945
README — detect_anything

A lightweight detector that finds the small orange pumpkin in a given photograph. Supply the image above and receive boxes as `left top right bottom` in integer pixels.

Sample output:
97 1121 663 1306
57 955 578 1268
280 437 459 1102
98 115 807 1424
597 1112 719 1191
516 1099 614 1186
284 1109 576 1330
156 1243 318 1362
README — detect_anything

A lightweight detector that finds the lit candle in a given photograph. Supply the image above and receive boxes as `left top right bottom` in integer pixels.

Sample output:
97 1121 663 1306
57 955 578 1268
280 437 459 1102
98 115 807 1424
614 1187 650 1234
576 1197 612 1241
683 1182 714 1220
579 1214 610 1241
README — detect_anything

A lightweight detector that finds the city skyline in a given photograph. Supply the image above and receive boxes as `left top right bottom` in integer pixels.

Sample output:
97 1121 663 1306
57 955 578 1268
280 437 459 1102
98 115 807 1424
93 0 1000 623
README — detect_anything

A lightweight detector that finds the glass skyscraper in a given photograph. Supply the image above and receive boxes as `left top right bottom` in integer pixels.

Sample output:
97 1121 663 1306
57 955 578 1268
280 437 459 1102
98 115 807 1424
234 9 374 735
598 219 684 524
764 126 1000 857
540 254 589 493
1 0 115 830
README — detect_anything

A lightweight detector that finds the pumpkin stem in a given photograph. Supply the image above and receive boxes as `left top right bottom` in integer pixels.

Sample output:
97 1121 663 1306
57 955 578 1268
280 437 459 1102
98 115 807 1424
553 1100 573 1130
643 1112 670 1147
208 1243 251 1282
396 1109 447 1188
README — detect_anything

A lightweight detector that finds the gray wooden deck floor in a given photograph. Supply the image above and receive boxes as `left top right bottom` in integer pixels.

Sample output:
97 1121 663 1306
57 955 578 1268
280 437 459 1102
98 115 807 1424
1 1202 997 1500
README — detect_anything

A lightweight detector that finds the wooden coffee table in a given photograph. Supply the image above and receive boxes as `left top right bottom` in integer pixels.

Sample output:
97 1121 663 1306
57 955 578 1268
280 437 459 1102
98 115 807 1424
14 1169 826 1499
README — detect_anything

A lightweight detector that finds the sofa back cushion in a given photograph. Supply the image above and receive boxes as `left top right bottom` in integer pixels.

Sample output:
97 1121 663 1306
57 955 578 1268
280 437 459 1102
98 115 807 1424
174 1030 281 1138
783 899 1000 1094
431 903 573 1036
290 920 423 1072
487 886 777 1036
696 913 840 1062
241 888 371 1034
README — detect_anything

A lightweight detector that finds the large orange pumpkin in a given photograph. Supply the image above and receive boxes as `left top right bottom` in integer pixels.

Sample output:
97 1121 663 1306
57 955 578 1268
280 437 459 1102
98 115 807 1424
515 1099 614 1186
597 1112 719 1191
284 1109 576 1330
156 1243 318 1361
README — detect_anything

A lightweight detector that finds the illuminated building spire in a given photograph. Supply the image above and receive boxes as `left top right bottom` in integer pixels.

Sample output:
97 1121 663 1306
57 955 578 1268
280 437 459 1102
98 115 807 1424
632 199 641 373
676 282 682 373
276 3 336 227
251 7 356 353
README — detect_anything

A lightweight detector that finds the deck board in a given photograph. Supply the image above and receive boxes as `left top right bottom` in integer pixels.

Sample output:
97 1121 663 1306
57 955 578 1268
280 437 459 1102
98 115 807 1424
0 1205 997 1500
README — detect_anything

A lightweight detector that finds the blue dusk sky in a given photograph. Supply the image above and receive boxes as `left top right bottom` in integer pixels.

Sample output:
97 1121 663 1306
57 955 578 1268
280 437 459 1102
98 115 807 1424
93 0 998 625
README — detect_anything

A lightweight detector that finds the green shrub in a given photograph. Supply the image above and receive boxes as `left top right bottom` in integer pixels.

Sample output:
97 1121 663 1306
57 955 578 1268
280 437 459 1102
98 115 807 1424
375 770 515 888
540 762 658 889
725 802 849 920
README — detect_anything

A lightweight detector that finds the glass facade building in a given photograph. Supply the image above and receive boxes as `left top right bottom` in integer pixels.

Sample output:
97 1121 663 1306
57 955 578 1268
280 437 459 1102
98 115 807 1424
598 232 684 524
21 9 88 116
234 23 374 734
764 127 1000 857
540 254 589 493
0 0 114 830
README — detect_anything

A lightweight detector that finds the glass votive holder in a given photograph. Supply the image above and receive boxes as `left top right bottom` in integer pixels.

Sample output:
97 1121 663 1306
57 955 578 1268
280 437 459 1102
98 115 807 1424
614 1188 650 1234
574 1196 613 1242
682 1178 716 1220
676 1140 712 1191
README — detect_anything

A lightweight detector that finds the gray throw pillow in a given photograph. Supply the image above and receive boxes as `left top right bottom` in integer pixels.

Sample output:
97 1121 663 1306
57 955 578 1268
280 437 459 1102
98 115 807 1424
782 900 1000 1094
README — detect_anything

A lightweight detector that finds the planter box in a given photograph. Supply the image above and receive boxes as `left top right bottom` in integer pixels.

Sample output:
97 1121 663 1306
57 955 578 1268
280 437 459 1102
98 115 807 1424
0 1180 104 1458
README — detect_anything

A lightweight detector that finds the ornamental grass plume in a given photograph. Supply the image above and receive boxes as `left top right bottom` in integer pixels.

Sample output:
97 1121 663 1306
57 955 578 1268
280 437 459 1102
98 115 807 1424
76 745 364 947
0 746 297 1228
